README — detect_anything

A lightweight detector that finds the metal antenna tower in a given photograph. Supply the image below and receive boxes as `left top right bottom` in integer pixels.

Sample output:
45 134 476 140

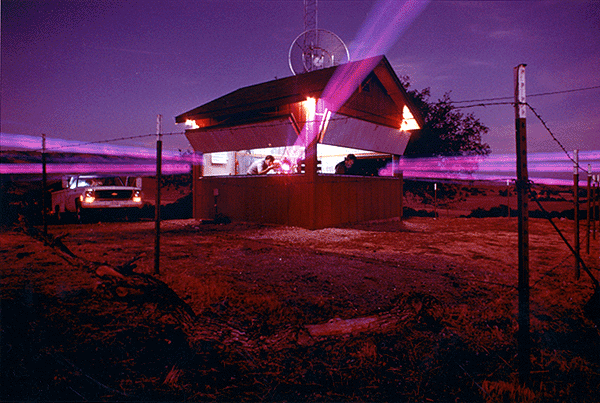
289 0 348 75
304 0 317 71
304 0 317 32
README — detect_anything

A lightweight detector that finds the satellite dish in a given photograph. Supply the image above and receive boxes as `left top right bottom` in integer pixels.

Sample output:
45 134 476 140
288 29 350 75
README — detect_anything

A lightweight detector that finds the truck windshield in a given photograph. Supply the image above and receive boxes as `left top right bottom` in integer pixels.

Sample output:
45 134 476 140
97 177 124 186
69 176 126 188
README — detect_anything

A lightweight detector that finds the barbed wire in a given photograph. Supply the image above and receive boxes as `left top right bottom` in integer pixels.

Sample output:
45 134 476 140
531 252 572 289
452 101 514 109
449 98 589 174
452 84 600 104
453 96 513 104
527 180 600 291
528 84 600 98
34 132 186 153
525 102 587 172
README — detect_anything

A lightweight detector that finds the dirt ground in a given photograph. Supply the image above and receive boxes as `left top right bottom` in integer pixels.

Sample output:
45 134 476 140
1 181 600 402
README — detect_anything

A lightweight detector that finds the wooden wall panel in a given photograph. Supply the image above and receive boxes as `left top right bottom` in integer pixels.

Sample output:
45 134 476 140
316 179 333 229
193 174 402 229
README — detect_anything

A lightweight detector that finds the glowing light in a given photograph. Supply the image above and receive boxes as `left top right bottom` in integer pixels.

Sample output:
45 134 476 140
185 119 199 129
304 97 317 121
294 97 320 149
81 191 95 204
0 163 192 176
0 132 202 163
378 151 600 186
321 0 430 112
0 132 203 178
400 105 420 131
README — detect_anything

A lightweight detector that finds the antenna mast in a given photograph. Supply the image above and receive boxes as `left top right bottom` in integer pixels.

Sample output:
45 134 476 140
304 0 317 32
289 0 348 75
304 0 317 72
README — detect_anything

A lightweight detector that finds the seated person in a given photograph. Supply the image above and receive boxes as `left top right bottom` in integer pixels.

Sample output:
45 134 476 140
247 155 278 175
335 154 358 175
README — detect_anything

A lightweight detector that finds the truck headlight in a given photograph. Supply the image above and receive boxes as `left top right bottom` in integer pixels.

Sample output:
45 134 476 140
132 190 142 203
81 190 95 204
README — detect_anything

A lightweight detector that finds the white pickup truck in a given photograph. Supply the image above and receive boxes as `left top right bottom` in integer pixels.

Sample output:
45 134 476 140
51 175 143 222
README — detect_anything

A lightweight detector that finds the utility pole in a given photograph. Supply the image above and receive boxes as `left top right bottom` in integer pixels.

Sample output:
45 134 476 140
514 64 530 384
154 115 162 275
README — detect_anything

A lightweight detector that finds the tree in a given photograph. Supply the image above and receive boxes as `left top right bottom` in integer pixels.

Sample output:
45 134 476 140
401 77 491 158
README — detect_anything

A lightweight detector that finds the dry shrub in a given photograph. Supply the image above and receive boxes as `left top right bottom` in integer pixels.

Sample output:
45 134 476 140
445 295 516 352
481 379 537 403
163 365 185 387
234 292 282 313
229 292 292 335
350 339 379 365
477 345 599 403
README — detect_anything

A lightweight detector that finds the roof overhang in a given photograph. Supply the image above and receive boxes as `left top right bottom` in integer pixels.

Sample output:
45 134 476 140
185 115 300 154
322 113 411 155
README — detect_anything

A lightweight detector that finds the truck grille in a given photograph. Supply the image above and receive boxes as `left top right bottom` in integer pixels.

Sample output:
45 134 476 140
95 190 133 200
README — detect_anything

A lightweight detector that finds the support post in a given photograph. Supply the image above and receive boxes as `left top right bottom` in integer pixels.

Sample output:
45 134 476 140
434 183 438 219
587 164 592 254
507 179 511 218
154 115 162 275
592 175 600 239
42 133 48 237
303 98 319 229
398 172 403 221
392 155 403 220
574 150 580 279
514 64 530 384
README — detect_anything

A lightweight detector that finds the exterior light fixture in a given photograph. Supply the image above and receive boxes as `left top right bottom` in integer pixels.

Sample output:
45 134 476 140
185 119 199 129
400 105 420 131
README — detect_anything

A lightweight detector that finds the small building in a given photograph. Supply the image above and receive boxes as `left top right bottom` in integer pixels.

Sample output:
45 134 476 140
175 55 423 229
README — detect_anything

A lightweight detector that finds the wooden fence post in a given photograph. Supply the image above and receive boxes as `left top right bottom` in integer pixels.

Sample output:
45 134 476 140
42 133 48 237
587 165 592 254
514 64 530 384
154 115 162 276
594 175 598 240
574 150 580 279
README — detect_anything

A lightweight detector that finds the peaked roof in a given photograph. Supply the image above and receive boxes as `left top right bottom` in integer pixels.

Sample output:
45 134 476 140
175 55 423 128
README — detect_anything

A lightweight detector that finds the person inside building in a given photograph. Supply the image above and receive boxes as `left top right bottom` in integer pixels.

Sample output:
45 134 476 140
247 155 279 175
335 154 358 175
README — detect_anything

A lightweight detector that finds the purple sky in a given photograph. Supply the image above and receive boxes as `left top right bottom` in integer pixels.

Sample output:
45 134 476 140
2 0 599 157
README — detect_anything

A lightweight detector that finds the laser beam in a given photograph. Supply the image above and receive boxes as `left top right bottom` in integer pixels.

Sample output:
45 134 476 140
379 151 600 186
